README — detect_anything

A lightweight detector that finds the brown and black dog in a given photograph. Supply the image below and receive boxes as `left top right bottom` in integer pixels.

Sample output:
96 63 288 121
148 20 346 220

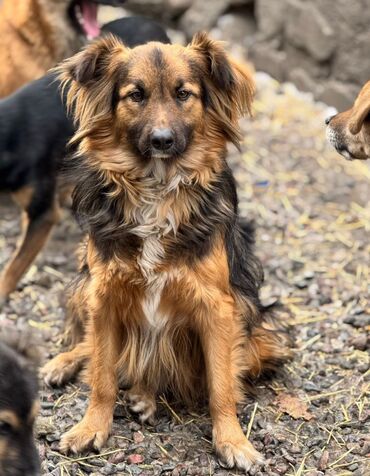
42 34 289 470
0 329 40 476
0 0 124 98
0 16 170 309
326 80 370 160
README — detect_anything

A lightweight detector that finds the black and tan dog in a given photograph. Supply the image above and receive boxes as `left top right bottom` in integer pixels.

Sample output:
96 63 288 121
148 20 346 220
0 0 125 98
326 80 370 160
0 17 170 307
0 331 40 476
42 34 289 470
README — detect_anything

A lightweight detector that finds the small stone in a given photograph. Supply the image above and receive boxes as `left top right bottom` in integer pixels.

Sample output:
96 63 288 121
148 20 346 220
109 451 126 464
351 334 368 350
318 450 329 470
133 431 145 444
303 381 319 392
127 454 144 465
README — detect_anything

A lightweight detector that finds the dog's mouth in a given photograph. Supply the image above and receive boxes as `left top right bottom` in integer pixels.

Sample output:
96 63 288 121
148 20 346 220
326 126 355 161
326 126 369 161
69 0 100 39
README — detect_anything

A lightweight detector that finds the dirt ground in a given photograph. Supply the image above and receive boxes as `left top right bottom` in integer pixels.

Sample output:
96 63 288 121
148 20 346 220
0 74 369 476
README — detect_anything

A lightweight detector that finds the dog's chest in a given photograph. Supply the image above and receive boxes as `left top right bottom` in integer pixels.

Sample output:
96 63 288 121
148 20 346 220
129 179 177 328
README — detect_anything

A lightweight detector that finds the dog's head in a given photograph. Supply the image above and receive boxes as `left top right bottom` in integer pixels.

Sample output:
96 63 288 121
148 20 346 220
59 32 254 175
58 0 126 39
0 332 40 476
326 81 370 161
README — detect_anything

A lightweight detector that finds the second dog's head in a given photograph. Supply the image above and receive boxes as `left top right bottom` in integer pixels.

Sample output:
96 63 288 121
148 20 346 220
60 33 254 176
326 81 370 161
0 336 40 476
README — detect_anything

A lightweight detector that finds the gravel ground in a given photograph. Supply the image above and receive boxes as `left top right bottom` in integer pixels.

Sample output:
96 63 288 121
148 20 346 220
0 73 369 476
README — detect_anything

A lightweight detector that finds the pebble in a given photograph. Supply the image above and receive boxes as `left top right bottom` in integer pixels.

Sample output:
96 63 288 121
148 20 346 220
303 381 319 392
351 334 368 350
133 431 145 443
127 454 144 465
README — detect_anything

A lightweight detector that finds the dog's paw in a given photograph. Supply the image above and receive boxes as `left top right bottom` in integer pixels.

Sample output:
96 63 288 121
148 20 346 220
126 387 156 424
60 421 109 454
214 428 264 472
42 353 80 387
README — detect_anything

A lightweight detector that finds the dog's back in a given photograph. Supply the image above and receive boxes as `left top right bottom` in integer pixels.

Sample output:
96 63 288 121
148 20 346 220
101 16 171 46
0 74 74 192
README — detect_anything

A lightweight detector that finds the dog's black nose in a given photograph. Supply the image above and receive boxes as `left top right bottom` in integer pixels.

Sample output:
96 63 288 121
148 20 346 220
151 128 174 151
325 115 336 125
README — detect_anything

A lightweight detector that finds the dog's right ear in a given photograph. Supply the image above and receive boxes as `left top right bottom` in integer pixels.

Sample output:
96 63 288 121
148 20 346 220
55 35 128 136
348 81 370 135
59 34 126 85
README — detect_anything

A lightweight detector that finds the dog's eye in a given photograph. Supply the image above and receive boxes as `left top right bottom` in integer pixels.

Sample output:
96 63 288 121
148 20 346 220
177 89 191 101
129 90 144 102
0 421 13 435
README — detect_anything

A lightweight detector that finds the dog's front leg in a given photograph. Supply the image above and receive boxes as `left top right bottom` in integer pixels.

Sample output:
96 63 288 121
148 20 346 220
199 297 264 471
60 296 121 454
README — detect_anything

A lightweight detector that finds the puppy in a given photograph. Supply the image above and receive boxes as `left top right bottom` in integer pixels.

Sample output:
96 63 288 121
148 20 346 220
326 80 370 160
0 17 171 308
0 0 125 97
0 330 40 476
42 34 289 470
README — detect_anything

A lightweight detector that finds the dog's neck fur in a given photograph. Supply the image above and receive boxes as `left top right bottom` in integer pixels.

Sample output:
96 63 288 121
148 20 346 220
1 0 84 64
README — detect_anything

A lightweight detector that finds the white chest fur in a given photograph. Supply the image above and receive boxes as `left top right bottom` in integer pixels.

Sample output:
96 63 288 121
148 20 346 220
129 169 180 328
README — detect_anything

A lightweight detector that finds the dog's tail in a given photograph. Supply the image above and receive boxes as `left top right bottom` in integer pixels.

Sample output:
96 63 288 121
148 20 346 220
244 313 292 381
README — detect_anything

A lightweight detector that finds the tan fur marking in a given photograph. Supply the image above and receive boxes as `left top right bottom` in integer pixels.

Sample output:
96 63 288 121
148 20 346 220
0 410 21 430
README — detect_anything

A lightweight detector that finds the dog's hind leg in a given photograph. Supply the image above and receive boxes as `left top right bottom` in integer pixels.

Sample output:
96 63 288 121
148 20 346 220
63 243 90 347
42 341 90 387
0 186 60 305
126 384 157 424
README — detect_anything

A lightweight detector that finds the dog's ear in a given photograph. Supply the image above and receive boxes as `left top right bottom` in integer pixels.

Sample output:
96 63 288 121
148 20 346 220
348 82 370 135
55 35 128 140
189 32 255 147
60 34 125 85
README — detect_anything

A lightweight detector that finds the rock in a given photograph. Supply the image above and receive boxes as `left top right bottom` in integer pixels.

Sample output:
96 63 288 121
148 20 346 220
317 80 358 110
210 12 257 46
250 42 287 81
285 1 336 61
284 44 330 80
165 0 192 17
351 334 368 351
166 28 187 45
332 31 370 85
179 0 230 39
255 0 286 39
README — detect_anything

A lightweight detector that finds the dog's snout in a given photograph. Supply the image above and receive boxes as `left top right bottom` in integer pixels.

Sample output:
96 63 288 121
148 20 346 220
151 128 174 151
325 114 336 125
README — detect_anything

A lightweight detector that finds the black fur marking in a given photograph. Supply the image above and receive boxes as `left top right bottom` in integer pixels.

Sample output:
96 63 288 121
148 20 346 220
69 157 141 262
152 47 165 70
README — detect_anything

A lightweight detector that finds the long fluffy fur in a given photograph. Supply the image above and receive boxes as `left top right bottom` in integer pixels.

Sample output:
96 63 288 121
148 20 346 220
44 34 290 466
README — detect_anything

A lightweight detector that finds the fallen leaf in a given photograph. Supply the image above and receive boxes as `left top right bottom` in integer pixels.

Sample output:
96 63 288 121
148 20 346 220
275 393 313 421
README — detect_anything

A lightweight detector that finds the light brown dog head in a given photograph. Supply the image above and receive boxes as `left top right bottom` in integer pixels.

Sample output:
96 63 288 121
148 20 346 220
326 81 370 161
59 33 255 177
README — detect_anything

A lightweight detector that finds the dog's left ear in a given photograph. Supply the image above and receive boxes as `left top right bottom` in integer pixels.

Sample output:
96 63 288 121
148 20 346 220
348 82 370 135
189 32 255 147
